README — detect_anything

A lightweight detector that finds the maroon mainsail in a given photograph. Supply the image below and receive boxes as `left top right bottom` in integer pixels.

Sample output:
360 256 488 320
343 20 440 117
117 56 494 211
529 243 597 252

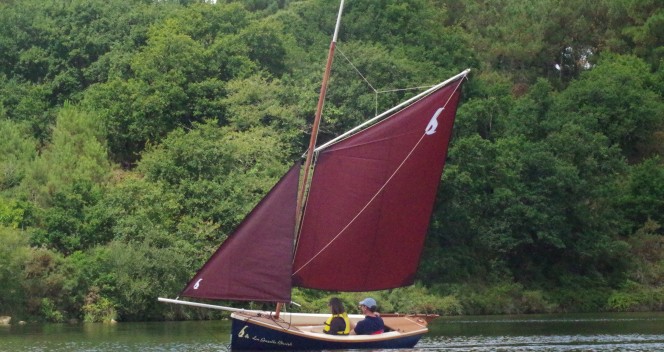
292 77 464 291
180 70 467 302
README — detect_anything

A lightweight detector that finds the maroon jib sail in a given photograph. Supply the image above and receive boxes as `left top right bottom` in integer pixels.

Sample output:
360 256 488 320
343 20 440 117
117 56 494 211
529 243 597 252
180 163 301 302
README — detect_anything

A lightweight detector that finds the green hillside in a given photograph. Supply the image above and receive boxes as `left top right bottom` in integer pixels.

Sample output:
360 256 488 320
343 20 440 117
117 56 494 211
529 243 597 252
0 0 662 322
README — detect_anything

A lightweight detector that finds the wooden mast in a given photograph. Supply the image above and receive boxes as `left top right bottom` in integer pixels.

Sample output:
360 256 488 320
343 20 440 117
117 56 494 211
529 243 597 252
298 0 345 217
275 0 345 320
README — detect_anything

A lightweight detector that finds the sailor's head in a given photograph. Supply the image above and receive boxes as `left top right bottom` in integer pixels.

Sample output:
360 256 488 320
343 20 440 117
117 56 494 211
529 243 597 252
328 297 345 314
358 297 377 312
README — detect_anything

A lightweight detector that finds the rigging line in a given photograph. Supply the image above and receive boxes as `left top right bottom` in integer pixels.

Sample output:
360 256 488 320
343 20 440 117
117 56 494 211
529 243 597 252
292 75 467 276
337 47 377 93
336 49 450 116
337 48 380 116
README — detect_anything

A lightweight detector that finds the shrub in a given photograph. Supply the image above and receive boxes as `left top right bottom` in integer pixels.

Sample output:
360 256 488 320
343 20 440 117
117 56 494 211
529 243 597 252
83 287 117 323
40 298 64 323
521 290 557 313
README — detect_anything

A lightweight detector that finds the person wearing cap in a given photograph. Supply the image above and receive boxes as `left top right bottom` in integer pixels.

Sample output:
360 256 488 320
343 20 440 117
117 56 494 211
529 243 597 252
323 297 350 335
351 297 384 335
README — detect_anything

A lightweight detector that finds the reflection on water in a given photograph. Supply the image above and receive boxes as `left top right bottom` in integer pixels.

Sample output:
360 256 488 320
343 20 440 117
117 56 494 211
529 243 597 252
418 334 664 351
421 313 664 351
0 320 232 352
1 313 663 351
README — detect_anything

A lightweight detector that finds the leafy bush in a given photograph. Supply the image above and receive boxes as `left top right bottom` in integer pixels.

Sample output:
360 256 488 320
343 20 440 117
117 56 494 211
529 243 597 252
92 240 198 321
607 291 641 312
387 285 463 315
521 290 556 313
549 284 612 313
607 281 664 312
457 283 557 315
83 288 117 323
39 298 64 323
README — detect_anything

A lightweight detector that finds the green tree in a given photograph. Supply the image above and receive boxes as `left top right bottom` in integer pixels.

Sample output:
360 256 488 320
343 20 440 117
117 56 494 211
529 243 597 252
616 157 664 234
90 239 197 321
29 181 105 255
21 247 69 321
228 18 289 77
95 18 208 163
138 120 292 236
78 176 199 320
222 74 301 148
422 134 500 284
21 104 110 207
0 120 36 191
551 54 664 161
82 6 257 164
606 0 664 69
0 77 54 142
0 227 30 318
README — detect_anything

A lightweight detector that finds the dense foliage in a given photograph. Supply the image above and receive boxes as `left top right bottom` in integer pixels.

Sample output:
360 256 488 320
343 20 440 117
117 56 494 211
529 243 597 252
0 0 662 322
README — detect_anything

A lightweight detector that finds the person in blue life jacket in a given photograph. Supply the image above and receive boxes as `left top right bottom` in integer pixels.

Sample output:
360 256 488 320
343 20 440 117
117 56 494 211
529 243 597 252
323 297 350 335
351 297 384 335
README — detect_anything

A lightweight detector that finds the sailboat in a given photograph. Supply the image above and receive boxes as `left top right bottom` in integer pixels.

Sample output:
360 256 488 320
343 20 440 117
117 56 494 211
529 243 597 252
159 1 469 350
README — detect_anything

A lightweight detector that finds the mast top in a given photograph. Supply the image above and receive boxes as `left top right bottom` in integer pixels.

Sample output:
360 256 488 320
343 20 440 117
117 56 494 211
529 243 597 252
332 0 345 43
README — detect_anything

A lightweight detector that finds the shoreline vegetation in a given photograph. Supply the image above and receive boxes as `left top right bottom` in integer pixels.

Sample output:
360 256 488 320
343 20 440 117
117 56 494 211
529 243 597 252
0 0 662 323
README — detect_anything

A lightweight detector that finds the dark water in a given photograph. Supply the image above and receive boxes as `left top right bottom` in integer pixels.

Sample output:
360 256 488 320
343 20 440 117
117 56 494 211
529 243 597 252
425 313 664 351
1 313 663 351
0 320 228 352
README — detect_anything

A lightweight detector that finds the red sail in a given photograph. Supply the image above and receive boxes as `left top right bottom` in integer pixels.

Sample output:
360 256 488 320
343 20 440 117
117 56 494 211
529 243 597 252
292 77 464 291
180 163 300 302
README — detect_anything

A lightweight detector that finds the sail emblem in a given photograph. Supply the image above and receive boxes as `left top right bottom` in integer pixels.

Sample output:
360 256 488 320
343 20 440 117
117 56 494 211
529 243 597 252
425 107 444 135
193 278 203 289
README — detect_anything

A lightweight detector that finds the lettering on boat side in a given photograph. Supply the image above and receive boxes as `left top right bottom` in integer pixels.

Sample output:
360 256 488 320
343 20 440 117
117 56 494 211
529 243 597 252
193 278 202 289
238 325 293 347
252 336 294 347
425 107 444 135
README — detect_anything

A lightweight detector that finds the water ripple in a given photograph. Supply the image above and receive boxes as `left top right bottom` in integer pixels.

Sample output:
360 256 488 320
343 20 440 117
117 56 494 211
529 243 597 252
417 333 664 351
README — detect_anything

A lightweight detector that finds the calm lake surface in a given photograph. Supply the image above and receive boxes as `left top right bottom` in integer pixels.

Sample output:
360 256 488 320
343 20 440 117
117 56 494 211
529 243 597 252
2 312 663 351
